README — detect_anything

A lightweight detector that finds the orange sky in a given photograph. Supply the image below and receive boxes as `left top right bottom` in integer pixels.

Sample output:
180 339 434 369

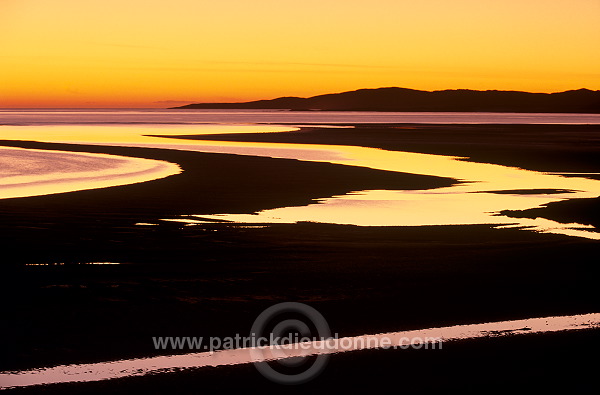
1 0 599 108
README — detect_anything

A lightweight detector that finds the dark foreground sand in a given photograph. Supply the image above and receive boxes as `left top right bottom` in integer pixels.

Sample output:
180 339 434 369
0 124 598 392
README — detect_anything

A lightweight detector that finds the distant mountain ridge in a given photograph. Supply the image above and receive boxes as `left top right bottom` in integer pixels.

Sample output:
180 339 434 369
173 87 600 113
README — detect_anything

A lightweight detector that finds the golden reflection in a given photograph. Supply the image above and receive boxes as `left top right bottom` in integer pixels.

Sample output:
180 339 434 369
1 123 600 239
0 146 180 199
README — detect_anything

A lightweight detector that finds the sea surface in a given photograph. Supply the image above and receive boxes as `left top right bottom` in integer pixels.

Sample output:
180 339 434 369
2 109 600 125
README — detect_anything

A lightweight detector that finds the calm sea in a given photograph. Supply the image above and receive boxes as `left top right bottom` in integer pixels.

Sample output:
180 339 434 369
1 109 600 125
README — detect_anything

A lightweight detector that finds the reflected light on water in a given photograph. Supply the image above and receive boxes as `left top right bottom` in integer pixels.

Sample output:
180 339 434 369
0 312 598 389
1 123 600 239
193 188 600 240
0 146 180 199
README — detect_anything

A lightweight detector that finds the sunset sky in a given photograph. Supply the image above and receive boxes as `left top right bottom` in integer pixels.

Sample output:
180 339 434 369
1 0 599 108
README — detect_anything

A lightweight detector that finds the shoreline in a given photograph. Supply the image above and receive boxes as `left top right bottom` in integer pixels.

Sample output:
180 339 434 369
0 123 598 391
0 139 456 216
158 123 600 228
0 146 180 200
167 123 600 173
3 313 598 390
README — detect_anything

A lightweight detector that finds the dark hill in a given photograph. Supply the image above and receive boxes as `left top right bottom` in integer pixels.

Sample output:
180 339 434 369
173 87 600 113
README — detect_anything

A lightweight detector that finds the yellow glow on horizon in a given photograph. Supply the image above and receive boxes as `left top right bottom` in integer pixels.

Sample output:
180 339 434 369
1 0 599 107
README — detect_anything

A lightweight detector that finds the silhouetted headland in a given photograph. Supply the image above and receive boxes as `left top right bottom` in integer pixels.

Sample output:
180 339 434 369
173 87 600 113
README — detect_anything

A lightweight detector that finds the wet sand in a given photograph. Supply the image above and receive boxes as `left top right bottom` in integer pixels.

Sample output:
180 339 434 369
0 123 599 392
0 139 455 220
177 123 600 173
164 123 600 230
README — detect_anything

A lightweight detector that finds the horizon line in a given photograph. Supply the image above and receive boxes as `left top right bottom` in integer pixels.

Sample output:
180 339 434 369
1 86 598 109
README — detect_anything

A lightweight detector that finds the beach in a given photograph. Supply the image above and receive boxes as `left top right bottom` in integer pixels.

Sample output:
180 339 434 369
0 117 598 392
4 0 600 391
